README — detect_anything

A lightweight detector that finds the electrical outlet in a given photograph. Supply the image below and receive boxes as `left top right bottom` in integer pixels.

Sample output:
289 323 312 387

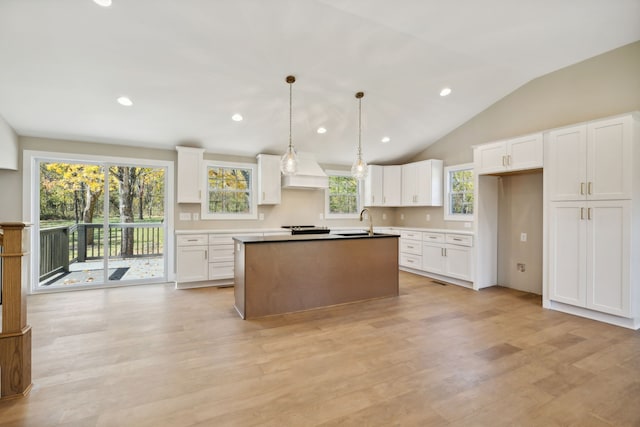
464 222 471 228
259 213 264 221
517 263 526 272
520 232 527 242
400 214 405 220
382 213 387 220
426 214 431 221
179 212 191 221
193 213 199 221
318 213 324 220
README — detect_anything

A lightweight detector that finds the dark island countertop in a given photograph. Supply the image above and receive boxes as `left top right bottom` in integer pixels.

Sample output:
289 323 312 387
232 232 399 244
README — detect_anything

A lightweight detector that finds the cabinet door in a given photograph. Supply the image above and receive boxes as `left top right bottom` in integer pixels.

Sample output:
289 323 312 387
546 125 587 201
401 163 417 205
587 116 632 200
176 246 209 282
383 165 402 206
422 243 445 274
444 245 472 281
176 147 204 203
474 141 506 175
257 154 281 205
586 201 630 317
507 133 543 171
364 165 384 206
548 202 586 307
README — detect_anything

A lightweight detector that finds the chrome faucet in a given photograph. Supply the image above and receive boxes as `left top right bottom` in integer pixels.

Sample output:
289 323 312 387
359 208 374 236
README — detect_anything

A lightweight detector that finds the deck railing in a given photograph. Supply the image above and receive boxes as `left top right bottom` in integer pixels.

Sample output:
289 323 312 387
39 222 163 281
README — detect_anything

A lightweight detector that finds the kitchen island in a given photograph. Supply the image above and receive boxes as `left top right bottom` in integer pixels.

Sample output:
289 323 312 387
233 233 399 319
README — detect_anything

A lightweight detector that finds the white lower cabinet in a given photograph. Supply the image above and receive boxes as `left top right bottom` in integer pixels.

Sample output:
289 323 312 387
549 200 631 317
176 235 209 283
398 229 474 285
176 230 288 288
399 230 423 269
421 232 473 282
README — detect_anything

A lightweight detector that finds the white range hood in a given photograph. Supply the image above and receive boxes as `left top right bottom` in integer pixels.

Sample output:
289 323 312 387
281 152 328 190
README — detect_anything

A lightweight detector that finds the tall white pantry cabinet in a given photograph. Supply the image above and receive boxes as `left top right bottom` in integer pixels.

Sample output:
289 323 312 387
545 112 640 329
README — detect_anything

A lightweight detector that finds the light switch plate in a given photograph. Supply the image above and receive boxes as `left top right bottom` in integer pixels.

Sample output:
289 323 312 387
193 213 199 221
520 233 527 242
259 213 265 221
179 212 191 221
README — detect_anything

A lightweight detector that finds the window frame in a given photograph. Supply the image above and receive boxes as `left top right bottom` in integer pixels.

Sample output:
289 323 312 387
324 170 363 219
201 160 257 220
444 163 474 221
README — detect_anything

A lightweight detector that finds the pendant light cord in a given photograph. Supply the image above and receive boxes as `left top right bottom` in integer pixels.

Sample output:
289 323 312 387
357 96 362 157
289 80 293 150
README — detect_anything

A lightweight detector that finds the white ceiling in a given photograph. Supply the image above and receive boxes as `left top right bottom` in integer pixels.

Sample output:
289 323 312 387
1 0 639 165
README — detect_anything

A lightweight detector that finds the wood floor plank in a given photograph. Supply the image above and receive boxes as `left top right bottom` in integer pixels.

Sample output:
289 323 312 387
1 271 639 426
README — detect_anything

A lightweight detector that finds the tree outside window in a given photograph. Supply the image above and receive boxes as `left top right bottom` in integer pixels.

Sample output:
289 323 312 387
202 161 257 220
444 163 474 221
325 171 361 218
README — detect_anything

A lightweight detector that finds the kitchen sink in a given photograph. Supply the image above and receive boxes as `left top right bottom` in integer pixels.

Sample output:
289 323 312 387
336 232 387 236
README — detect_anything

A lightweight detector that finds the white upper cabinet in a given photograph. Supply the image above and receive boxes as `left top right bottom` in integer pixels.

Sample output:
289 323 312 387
176 146 204 203
364 165 384 206
364 165 401 206
547 115 633 201
401 159 443 206
257 154 281 205
383 165 402 206
474 133 543 175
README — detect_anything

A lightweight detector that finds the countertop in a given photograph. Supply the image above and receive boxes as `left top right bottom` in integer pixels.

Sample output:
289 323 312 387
233 232 399 244
176 226 474 236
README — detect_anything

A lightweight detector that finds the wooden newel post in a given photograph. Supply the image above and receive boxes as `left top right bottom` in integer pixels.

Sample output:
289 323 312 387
0 222 32 400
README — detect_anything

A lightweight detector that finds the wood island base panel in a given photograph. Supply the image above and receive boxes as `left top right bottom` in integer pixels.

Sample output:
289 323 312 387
233 234 399 319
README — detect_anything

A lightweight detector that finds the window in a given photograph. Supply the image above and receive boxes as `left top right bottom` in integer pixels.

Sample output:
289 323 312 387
325 171 362 218
444 163 474 221
202 160 257 220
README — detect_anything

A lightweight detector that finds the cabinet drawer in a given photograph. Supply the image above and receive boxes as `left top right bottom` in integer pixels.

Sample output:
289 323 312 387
209 261 234 280
209 235 234 245
399 253 422 268
446 234 473 247
208 247 234 261
177 234 208 246
400 230 422 240
400 239 422 255
423 232 445 243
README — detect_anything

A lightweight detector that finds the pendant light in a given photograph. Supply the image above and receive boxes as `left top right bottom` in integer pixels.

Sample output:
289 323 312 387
351 91 368 180
280 75 298 176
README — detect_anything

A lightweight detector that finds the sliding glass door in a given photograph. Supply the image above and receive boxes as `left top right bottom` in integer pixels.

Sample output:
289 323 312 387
35 156 169 291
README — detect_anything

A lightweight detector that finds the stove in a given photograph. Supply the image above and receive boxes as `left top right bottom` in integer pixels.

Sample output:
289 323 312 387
281 225 331 235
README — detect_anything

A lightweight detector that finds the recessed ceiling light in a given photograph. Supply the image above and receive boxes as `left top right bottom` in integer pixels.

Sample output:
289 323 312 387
232 113 243 122
381 136 390 143
117 96 133 106
93 0 112 7
440 87 452 97
317 127 327 134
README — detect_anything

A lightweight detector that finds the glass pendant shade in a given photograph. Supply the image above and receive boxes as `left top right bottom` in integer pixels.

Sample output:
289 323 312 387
351 156 368 180
280 146 298 176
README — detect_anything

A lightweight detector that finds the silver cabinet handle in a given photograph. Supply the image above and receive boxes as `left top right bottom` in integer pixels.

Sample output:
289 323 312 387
588 208 592 220
204 250 208 260
580 208 585 220
507 155 511 166
453 238 462 241
588 182 593 195
580 183 585 195
502 156 506 166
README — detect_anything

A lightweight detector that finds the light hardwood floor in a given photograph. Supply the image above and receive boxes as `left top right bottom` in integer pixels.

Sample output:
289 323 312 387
0 272 639 426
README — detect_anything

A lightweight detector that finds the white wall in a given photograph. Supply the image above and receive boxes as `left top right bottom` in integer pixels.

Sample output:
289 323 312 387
0 113 18 170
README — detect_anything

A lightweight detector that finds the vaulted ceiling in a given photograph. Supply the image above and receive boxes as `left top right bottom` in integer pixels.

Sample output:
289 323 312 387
1 0 638 165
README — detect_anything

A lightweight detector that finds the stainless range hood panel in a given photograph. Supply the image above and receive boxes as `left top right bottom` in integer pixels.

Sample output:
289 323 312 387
281 152 328 190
